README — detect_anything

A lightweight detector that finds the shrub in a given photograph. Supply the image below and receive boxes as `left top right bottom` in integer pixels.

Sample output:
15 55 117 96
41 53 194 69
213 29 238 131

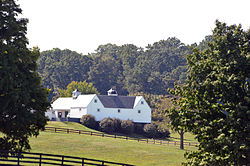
80 114 97 129
157 125 170 138
134 123 144 134
112 118 121 132
121 120 134 134
143 123 158 138
143 123 170 138
99 118 115 133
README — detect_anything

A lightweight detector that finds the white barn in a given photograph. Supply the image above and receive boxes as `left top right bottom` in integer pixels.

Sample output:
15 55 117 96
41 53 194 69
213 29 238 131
46 89 151 124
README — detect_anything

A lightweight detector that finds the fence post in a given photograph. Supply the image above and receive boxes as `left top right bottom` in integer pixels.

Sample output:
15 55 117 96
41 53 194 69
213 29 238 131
91 132 92 136
102 161 105 165
79 130 81 134
102 133 104 137
138 138 139 142
17 152 20 166
61 156 64 165
82 158 84 166
147 139 148 143
154 139 155 144
39 154 42 166
67 129 69 134
55 128 56 133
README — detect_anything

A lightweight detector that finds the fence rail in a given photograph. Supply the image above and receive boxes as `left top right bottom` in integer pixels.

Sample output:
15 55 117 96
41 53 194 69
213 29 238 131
44 127 199 147
0 150 134 166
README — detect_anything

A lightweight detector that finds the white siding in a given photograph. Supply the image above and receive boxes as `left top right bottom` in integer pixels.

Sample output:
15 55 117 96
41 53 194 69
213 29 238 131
45 109 56 120
133 97 151 123
86 96 151 123
70 107 87 118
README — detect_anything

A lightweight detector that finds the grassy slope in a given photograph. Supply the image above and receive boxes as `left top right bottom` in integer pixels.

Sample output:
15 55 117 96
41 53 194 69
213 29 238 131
27 121 197 166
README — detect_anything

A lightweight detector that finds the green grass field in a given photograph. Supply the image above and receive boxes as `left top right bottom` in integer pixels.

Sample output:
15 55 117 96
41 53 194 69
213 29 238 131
23 121 197 166
0 122 197 165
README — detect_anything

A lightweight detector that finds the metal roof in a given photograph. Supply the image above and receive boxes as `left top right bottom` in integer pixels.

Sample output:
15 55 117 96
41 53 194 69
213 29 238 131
97 95 136 109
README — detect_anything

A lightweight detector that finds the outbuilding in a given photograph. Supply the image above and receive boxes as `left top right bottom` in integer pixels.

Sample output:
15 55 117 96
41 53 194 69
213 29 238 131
46 89 151 124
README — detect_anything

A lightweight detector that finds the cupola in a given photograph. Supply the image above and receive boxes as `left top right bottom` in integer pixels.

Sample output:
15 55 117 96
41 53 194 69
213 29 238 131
107 88 118 96
72 89 81 99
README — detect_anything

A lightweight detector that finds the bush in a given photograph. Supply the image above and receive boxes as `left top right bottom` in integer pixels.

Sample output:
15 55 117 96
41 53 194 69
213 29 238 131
99 118 115 133
112 118 121 132
143 123 158 138
143 123 170 138
80 114 97 129
157 125 170 138
121 120 134 134
134 123 144 134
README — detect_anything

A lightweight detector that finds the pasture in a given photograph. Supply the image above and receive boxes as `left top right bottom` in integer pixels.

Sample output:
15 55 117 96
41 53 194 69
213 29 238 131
26 122 197 166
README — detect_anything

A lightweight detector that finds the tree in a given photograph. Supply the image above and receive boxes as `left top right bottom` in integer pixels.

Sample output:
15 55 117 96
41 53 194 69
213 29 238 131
58 81 98 97
88 55 123 95
0 0 50 152
38 48 93 99
168 21 250 165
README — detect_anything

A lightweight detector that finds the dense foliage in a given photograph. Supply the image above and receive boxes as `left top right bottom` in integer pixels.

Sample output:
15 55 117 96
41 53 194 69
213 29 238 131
59 81 98 97
80 114 97 129
38 48 93 99
99 118 116 133
143 123 170 139
167 21 250 165
38 38 191 98
120 120 134 134
0 0 50 152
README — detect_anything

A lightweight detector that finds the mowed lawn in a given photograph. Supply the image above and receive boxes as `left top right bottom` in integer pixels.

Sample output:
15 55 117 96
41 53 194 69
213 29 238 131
26 121 197 166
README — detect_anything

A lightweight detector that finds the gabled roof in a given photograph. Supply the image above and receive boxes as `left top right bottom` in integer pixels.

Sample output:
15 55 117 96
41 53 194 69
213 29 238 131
51 97 73 110
97 95 136 109
133 96 143 108
52 94 96 110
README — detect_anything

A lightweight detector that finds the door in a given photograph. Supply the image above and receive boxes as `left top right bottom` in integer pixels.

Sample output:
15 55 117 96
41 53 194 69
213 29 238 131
58 112 62 118
65 111 69 118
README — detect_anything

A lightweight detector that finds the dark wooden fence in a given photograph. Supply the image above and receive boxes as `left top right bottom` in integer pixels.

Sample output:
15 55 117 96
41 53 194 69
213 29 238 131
44 127 198 147
0 151 134 166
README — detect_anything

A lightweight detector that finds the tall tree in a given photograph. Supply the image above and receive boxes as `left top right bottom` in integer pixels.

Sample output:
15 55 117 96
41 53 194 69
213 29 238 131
167 21 250 165
38 48 93 99
88 49 124 95
0 0 50 152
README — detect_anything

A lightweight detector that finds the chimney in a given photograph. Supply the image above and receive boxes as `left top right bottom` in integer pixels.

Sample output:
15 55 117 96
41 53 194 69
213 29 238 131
72 89 81 99
107 88 118 96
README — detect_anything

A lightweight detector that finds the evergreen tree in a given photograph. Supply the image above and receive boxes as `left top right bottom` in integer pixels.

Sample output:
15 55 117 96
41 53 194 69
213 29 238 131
0 0 50 152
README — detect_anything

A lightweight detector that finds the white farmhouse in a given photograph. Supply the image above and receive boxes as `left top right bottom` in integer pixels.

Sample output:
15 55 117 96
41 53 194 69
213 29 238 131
46 89 151 124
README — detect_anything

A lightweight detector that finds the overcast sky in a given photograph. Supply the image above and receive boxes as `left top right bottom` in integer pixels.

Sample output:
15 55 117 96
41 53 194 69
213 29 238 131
18 0 250 55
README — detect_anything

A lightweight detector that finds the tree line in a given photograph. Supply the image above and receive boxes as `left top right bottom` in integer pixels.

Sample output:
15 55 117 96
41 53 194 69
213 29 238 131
38 37 211 100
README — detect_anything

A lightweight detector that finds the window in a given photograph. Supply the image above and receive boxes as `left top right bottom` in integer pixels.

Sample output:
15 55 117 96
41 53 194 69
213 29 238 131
118 109 121 113
97 108 100 112
138 110 141 114
94 99 97 103
141 101 144 104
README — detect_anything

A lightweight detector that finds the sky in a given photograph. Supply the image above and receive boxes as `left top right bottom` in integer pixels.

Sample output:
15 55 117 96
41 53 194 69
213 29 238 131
18 0 250 55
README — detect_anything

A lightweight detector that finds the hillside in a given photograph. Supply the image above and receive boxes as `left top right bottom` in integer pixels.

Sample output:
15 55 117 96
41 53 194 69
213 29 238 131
28 122 197 166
